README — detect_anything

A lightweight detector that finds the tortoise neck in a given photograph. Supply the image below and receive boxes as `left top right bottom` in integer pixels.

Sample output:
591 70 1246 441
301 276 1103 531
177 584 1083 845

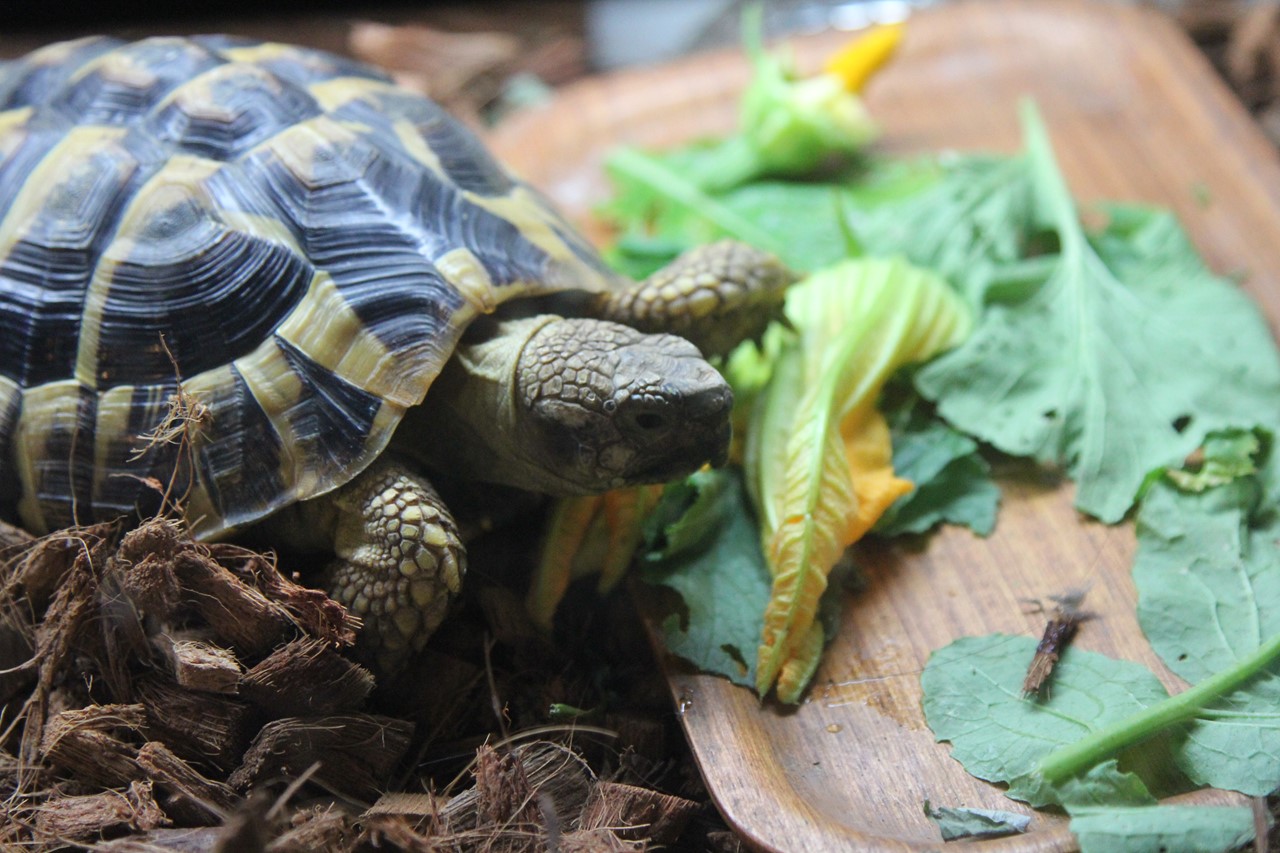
393 316 572 494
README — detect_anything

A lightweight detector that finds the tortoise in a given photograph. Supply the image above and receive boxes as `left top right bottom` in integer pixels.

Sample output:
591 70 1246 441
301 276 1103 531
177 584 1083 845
0 35 792 672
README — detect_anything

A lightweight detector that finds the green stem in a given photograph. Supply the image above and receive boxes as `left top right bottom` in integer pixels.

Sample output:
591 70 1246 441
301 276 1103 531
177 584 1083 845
1019 99 1085 256
605 147 783 254
1039 629 1280 784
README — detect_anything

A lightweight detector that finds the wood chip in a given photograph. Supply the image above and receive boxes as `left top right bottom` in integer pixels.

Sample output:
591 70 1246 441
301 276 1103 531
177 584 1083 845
207 544 357 648
153 634 242 695
136 740 240 826
110 519 187 618
34 780 168 840
240 638 373 717
1175 0 1252 41
40 703 147 789
171 550 298 658
92 826 224 852
579 781 699 845
135 677 252 772
442 742 594 835
558 828 643 852
266 804 357 852
355 813 442 851
0 517 33 558
228 714 413 801
604 712 667 761
4 523 116 612
363 791 446 818
348 20 518 98
1218 0 1280 111
378 648 483 744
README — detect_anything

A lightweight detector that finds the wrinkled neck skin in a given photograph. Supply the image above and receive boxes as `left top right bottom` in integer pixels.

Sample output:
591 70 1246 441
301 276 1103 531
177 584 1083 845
392 316 548 493
394 315 732 497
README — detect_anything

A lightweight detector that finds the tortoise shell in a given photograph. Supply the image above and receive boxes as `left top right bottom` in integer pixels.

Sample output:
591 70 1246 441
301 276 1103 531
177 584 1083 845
0 35 619 536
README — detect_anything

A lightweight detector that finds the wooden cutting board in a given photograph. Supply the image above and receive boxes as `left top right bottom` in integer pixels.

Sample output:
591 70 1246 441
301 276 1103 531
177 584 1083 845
489 1 1280 849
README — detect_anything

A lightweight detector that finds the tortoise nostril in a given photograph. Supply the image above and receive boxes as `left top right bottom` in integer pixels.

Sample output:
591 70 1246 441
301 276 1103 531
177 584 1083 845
691 385 733 419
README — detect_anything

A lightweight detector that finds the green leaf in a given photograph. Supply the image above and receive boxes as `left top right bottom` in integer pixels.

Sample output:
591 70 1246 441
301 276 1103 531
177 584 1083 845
601 154 941 278
875 386 1000 537
1133 434 1280 796
923 802 1031 841
637 469 771 687
1067 805 1258 853
719 182 855 271
604 146 786 256
1134 434 1274 685
921 634 1167 806
915 104 1280 522
849 153 1039 304
1009 760 1157 809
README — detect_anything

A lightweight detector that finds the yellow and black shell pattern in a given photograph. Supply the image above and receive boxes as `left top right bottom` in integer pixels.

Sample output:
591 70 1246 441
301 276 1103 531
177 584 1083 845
0 35 619 537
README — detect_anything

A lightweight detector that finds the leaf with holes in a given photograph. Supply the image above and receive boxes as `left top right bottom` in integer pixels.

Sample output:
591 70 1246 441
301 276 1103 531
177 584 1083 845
1133 429 1280 795
914 105 1280 522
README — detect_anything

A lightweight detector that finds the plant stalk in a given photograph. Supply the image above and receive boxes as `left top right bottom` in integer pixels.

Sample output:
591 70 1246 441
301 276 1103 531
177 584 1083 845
1038 629 1280 784
605 147 783 253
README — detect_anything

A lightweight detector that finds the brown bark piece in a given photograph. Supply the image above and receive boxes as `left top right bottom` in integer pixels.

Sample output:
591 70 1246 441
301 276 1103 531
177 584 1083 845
135 741 240 826
379 647 483 743
0 517 33 557
355 813 442 851
363 791 446 817
579 781 699 846
206 545 357 648
153 634 242 695
40 703 147 789
603 712 666 761
0 612 33 704
1176 0 1251 41
135 677 252 772
110 520 186 618
442 742 594 835
348 21 518 98
346 18 586 126
228 714 413 802
1227 2 1280 84
240 638 373 717
558 828 643 852
266 804 357 853
5 523 116 611
171 550 298 658
34 780 168 841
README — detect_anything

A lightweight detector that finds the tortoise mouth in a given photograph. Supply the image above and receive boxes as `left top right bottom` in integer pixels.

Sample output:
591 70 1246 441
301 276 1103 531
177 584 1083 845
623 417 732 484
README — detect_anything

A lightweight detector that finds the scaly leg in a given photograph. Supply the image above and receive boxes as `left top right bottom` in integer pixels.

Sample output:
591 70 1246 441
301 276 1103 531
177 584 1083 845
593 239 795 358
320 459 465 675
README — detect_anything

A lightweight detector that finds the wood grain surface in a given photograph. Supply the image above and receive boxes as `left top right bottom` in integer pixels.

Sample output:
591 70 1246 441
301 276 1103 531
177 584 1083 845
489 1 1279 849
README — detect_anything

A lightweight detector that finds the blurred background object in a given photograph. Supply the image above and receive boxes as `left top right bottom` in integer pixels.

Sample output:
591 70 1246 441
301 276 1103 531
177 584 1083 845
2 0 1280 143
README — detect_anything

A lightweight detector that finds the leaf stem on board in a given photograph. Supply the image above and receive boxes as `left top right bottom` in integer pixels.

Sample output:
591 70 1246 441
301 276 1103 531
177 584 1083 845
1037 629 1280 785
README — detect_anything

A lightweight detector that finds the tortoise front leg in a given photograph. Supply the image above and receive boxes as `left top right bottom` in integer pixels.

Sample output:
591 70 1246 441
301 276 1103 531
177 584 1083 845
319 459 466 675
593 240 796 358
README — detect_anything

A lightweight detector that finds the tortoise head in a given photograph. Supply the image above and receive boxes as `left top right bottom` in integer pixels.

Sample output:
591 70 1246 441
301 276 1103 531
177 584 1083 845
396 315 733 496
516 318 732 493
